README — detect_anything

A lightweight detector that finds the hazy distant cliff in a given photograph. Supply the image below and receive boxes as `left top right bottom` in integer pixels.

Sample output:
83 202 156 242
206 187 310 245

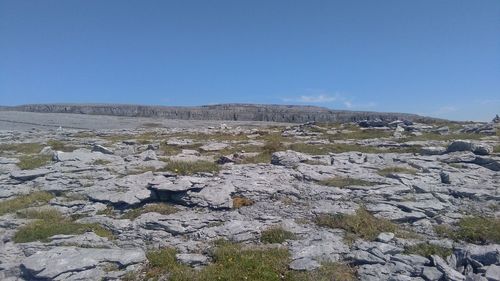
1 104 438 123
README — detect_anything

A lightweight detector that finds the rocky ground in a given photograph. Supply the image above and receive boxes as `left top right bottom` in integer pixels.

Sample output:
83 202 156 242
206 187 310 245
0 115 499 281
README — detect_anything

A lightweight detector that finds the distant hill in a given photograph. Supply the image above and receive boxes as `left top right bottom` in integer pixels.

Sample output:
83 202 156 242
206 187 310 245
0 103 441 123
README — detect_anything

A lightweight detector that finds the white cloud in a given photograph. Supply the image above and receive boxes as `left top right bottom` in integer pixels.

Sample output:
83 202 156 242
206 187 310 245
296 94 336 103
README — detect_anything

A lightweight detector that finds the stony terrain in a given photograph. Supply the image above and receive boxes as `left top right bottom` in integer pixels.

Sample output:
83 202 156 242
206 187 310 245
0 114 499 281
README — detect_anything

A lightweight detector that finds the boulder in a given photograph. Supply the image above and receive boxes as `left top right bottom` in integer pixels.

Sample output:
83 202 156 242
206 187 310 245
447 141 493 156
91 144 114 155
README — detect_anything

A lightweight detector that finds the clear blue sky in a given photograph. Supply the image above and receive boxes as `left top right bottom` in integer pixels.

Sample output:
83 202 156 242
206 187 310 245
1 0 499 121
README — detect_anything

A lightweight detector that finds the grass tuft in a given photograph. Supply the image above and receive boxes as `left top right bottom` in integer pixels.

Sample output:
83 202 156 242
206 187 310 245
319 177 377 188
47 140 76 152
0 143 44 155
286 262 357 281
261 226 295 244
377 166 417 177
0 192 54 216
13 209 113 243
315 208 397 243
404 243 452 258
17 155 52 170
163 160 220 175
435 216 500 244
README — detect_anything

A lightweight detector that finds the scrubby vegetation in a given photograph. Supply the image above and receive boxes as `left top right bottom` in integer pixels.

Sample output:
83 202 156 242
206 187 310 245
377 166 417 177
122 203 179 220
315 208 397 243
0 192 54 216
260 226 295 244
319 177 377 188
404 243 452 258
13 209 113 243
435 216 500 244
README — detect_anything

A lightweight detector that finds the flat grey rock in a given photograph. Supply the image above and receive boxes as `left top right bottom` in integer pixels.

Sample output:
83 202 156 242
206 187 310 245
21 247 146 280
10 168 52 181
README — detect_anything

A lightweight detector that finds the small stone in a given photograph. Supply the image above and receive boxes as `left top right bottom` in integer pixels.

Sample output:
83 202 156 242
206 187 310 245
176 253 209 266
289 258 320 271
92 144 114 155
376 232 395 243
440 171 451 184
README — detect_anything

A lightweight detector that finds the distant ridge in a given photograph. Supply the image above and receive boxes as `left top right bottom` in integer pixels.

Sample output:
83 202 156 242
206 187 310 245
0 103 441 123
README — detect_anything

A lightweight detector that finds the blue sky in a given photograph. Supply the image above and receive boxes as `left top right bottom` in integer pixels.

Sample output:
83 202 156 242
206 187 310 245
1 0 499 121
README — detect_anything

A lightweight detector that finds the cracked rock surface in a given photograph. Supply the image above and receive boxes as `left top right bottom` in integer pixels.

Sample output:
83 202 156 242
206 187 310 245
0 116 499 280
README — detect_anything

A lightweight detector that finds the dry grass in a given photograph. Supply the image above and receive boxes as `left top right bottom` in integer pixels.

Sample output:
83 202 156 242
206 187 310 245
0 192 54 216
232 196 255 209
319 177 377 188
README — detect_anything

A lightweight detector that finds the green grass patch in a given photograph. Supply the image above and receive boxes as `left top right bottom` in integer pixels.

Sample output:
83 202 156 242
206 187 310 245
136 242 355 281
47 140 76 152
0 143 44 155
285 262 357 281
401 132 487 142
435 216 500 244
404 243 452 258
377 166 417 177
13 209 113 243
122 203 179 220
163 160 220 175
494 145 500 153
17 155 52 170
319 177 377 188
327 129 393 141
0 192 54 216
315 208 398 243
260 226 295 244
289 143 418 155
